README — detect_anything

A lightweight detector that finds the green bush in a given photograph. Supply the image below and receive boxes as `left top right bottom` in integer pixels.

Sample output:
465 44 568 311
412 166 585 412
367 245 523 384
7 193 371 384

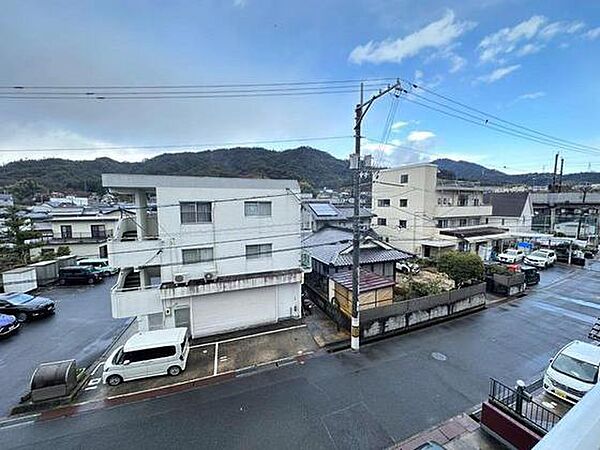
56 246 71 257
437 251 484 287
409 280 444 297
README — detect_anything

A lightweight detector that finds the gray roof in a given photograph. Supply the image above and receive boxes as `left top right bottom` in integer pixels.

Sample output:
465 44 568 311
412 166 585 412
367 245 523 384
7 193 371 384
484 192 529 217
103 173 299 191
302 226 410 267
306 202 371 222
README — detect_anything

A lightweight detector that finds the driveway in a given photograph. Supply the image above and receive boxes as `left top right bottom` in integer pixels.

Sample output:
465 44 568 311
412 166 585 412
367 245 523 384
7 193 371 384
0 280 129 416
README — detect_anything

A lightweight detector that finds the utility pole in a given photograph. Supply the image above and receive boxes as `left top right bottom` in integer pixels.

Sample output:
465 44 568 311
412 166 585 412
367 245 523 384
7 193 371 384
576 185 591 241
551 153 559 193
558 158 564 193
351 79 402 352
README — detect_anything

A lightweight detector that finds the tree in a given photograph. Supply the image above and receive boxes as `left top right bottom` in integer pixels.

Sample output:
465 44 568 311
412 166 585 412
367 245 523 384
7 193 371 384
436 251 484 287
8 179 40 205
2 206 40 264
56 246 71 256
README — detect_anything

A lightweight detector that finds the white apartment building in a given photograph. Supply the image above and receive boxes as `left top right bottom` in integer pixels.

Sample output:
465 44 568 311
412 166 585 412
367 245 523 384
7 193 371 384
372 163 509 258
102 174 304 337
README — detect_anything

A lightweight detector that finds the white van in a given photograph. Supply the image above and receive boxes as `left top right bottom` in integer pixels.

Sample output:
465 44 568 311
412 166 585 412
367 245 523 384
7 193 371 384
543 340 600 404
102 328 190 386
78 258 118 277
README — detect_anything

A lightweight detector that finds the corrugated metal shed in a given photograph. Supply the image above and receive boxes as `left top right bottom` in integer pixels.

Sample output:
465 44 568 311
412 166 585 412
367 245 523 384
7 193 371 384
331 269 395 292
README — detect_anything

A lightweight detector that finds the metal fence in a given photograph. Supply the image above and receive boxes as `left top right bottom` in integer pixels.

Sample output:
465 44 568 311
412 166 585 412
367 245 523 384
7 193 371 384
489 378 561 434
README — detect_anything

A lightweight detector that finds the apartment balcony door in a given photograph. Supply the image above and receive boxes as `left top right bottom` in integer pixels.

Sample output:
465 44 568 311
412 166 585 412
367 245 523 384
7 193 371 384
60 225 72 239
91 224 107 239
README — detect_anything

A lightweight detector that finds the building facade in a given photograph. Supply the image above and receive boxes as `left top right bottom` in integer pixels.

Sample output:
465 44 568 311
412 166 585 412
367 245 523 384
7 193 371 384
484 192 533 234
102 173 304 337
372 163 507 258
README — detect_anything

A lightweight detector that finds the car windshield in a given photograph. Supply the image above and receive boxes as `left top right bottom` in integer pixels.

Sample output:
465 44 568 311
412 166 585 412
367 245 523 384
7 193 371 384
530 251 546 257
5 293 34 304
552 353 598 384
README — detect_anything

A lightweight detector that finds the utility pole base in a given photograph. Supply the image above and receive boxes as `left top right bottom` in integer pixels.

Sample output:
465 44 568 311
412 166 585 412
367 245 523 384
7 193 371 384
351 316 360 351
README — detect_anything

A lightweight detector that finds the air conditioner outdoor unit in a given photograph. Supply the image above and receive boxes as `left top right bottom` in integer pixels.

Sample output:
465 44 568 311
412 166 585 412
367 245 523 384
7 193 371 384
203 271 218 282
173 273 189 285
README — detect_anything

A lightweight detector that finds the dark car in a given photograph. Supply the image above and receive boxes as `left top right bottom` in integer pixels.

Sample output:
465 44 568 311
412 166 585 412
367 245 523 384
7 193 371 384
0 292 56 322
59 266 102 285
521 265 540 286
0 313 20 338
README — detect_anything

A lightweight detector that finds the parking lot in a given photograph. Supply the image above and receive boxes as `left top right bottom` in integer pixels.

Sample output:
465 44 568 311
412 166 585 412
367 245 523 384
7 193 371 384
0 278 129 416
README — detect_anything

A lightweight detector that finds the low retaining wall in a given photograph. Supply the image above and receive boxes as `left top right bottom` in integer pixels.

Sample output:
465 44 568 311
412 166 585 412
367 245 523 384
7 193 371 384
360 283 487 341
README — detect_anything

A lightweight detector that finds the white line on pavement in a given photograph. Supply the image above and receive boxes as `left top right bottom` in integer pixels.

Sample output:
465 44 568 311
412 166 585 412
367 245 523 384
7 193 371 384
190 324 307 349
91 362 105 376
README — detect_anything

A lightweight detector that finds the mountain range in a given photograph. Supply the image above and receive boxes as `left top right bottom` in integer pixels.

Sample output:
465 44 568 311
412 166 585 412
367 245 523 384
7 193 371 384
1 147 599 197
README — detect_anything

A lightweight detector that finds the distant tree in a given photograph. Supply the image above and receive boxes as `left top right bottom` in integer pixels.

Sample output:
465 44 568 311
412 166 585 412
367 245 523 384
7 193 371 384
436 251 484 287
8 178 40 204
2 206 40 264
56 246 71 256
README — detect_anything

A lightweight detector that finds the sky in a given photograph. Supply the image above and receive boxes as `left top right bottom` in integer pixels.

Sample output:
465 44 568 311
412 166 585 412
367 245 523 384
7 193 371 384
0 0 599 174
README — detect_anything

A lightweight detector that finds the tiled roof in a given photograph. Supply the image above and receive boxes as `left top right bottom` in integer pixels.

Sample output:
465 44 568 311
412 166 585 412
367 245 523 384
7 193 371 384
484 192 529 217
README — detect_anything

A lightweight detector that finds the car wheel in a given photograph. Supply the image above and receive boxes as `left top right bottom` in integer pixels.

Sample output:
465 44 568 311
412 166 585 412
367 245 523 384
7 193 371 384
167 365 182 376
88 277 95 284
106 375 123 386
16 312 28 323
103 271 111 277
59 278 66 285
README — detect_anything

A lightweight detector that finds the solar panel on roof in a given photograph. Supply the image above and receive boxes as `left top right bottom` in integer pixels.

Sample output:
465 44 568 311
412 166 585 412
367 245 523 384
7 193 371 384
310 203 339 216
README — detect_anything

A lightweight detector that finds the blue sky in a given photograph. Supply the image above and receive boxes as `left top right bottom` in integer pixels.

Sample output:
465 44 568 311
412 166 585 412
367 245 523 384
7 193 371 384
0 0 598 173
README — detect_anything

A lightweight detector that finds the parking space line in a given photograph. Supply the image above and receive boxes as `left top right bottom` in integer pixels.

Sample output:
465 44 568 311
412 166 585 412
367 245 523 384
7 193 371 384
91 362 105 376
213 342 219 376
190 324 307 349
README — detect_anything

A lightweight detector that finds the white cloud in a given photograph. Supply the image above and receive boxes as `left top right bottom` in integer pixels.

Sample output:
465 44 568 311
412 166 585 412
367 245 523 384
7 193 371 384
407 130 436 142
391 121 410 131
476 64 520 83
586 27 600 40
349 10 476 64
478 16 587 64
516 91 546 101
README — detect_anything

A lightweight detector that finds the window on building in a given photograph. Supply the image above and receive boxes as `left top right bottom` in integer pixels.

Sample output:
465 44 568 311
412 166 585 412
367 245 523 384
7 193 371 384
244 201 272 217
398 220 407 228
399 199 408 207
400 174 409 184
377 218 387 226
246 243 273 259
471 218 481 226
180 202 212 224
459 218 468 227
377 199 391 207
501 218 505 226
60 225 72 239
182 247 214 264
473 198 480 206
442 198 448 205
90 224 106 238
437 198 442 205
458 195 468 206
485 218 489 224
437 219 448 228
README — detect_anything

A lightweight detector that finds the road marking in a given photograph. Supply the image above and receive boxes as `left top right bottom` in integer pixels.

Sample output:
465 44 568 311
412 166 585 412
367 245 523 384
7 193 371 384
88 378 101 386
84 386 98 391
91 362 105 376
190 324 307 349
213 342 219 376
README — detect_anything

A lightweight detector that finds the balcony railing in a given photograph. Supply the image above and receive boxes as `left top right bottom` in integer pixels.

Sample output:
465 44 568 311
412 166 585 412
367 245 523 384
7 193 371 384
113 215 159 241
435 204 492 218
45 231 113 243
110 269 162 318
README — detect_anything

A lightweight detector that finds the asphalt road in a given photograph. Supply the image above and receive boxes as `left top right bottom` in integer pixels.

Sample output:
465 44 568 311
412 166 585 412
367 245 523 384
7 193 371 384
0 279 129 416
3 263 599 449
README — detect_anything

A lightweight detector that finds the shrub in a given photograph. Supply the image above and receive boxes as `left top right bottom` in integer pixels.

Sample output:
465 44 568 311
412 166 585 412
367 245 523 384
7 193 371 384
56 246 71 257
437 251 484 287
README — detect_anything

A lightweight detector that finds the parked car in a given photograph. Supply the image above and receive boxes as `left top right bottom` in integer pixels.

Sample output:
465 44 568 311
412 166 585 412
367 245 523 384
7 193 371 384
0 313 20 338
0 292 56 322
103 327 190 386
59 266 102 285
497 248 525 264
520 265 540 286
397 261 420 275
77 258 118 277
524 250 556 268
544 340 600 404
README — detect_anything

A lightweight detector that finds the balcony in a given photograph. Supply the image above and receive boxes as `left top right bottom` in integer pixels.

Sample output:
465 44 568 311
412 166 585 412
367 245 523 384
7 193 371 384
110 269 162 319
46 230 113 244
108 216 163 268
434 204 492 218
436 180 484 191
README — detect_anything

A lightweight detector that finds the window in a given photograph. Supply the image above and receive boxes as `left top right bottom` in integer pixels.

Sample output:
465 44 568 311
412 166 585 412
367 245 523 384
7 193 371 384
399 199 408 207
400 174 409 184
485 218 489 224
473 198 480 206
377 199 391 207
398 220 407 228
90 224 106 238
60 225 72 239
246 243 273 259
437 198 442 205
437 219 448 228
245 201 272 217
122 345 176 363
459 219 468 227
180 202 212 224
377 218 387 226
501 219 505 226
182 247 214 264
552 354 599 384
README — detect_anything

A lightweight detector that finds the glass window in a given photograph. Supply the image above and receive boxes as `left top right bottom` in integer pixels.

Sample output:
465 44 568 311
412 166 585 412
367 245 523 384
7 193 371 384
377 199 391 207
399 220 407 228
180 202 212 224
399 199 408 207
400 174 409 184
246 243 272 259
552 354 598 384
182 247 214 264
245 201 272 217
377 218 387 226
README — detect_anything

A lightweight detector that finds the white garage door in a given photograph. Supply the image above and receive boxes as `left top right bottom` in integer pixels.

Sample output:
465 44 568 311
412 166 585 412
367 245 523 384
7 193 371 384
191 286 278 338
